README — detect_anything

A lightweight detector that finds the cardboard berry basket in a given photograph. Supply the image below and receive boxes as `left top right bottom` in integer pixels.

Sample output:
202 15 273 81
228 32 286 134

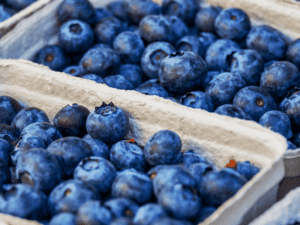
0 0 53 39
249 186 300 225
0 59 287 225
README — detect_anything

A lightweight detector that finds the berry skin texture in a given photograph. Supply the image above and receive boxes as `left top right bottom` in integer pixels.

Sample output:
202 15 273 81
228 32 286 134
81 74 104 83
133 203 168 225
62 65 81 77
198 32 218 53
111 169 153 204
104 75 134 90
176 35 205 58
0 124 19 142
113 31 145 64
260 61 300 101
165 16 189 44
106 1 129 21
159 51 207 94
236 161 260 181
144 130 182 166
205 39 242 72
34 45 70 72
195 6 222 33
286 38 300 71
205 72 246 108
0 159 11 192
118 64 143 89
214 8 251 42
53 103 90 138
280 89 300 125
11 107 49 134
135 80 169 98
110 140 146 172
141 41 176 79
246 25 287 62
74 156 117 193
214 104 253 120
110 217 134 225
16 149 62 193
196 206 217 223
0 138 13 165
180 91 214 112
48 212 76 225
0 96 22 126
103 197 139 219
83 134 110 159
59 19 94 54
233 86 277 121
86 102 129 143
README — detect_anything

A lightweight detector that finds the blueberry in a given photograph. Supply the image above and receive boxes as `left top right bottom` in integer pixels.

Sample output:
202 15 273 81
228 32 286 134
16 149 62 193
162 0 199 25
233 86 277 121
57 0 96 25
144 130 181 166
110 217 134 225
48 212 76 225
139 15 173 43
93 7 113 24
230 49 264 85
135 80 169 98
118 64 143 89
260 61 300 101
82 134 110 159
20 122 62 146
48 179 100 217
104 197 139 219
59 19 94 54
151 165 197 198
126 0 161 25
214 104 253 120
6 0 35 11
74 156 116 193
159 51 207 94
246 25 287 62
176 35 205 58
106 0 129 21
196 206 217 223
158 183 201 220
188 163 213 189
0 96 22 126
113 31 145 64
180 91 214 112
165 16 189 44
141 41 176 79
287 141 298 150
199 168 247 207
111 169 153 204
62 65 82 77
47 137 93 177
133 203 168 225
205 39 242 71
215 8 251 42
0 124 19 142
236 161 260 181
175 150 211 169
0 5 12 22
259 110 292 138
104 75 134 90
53 103 90 138
286 38 300 70
110 140 146 172
0 139 13 166
280 89 300 125
202 71 220 89
79 45 121 77
94 16 123 46
0 159 11 193
195 6 222 33
76 200 112 225
264 60 278 71
0 184 48 220
81 74 104 83
198 32 218 53
86 102 129 143
34 45 71 72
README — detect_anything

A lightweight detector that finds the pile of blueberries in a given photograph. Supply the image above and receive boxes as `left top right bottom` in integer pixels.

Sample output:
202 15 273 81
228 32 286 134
33 0 300 151
0 0 36 22
0 95 261 225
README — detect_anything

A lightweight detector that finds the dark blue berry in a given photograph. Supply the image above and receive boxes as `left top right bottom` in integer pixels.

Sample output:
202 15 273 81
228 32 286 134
0 96 22 126
198 32 218 52
0 124 19 142
195 6 222 33
236 161 260 181
0 139 13 166
176 35 205 58
133 203 167 225
118 64 143 89
166 15 189 44
62 66 81 77
104 197 139 219
0 5 12 22
104 75 134 90
214 104 253 120
110 217 134 225
6 0 35 11
175 150 211 169
106 0 129 21
135 80 169 98
196 206 217 223
287 141 297 150
180 91 214 112
286 38 300 71
202 71 220 89
0 159 11 193
49 212 76 225
81 74 104 83
82 134 109 159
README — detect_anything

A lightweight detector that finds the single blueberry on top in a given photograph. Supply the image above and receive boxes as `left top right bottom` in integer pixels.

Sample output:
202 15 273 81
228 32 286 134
82 134 110 159
206 72 246 108
59 19 94 54
135 79 169 98
233 86 277 121
159 51 208 94
34 45 70 72
86 102 129 143
11 107 49 134
104 75 134 90
215 8 251 41
259 110 293 138
53 103 90 138
133 203 168 225
118 64 143 89
205 39 242 71
46 137 93 177
260 61 300 101
104 197 139 219
81 74 104 83
144 130 182 166
198 32 218 53
62 65 82 77
230 49 264 85
195 6 222 33
110 140 146 172
214 104 253 120
16 149 62 193
180 91 214 112
236 161 260 181
48 212 76 225
74 156 116 193
48 179 100 217
141 41 175 79
176 35 205 58
246 25 287 62
0 96 22 126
